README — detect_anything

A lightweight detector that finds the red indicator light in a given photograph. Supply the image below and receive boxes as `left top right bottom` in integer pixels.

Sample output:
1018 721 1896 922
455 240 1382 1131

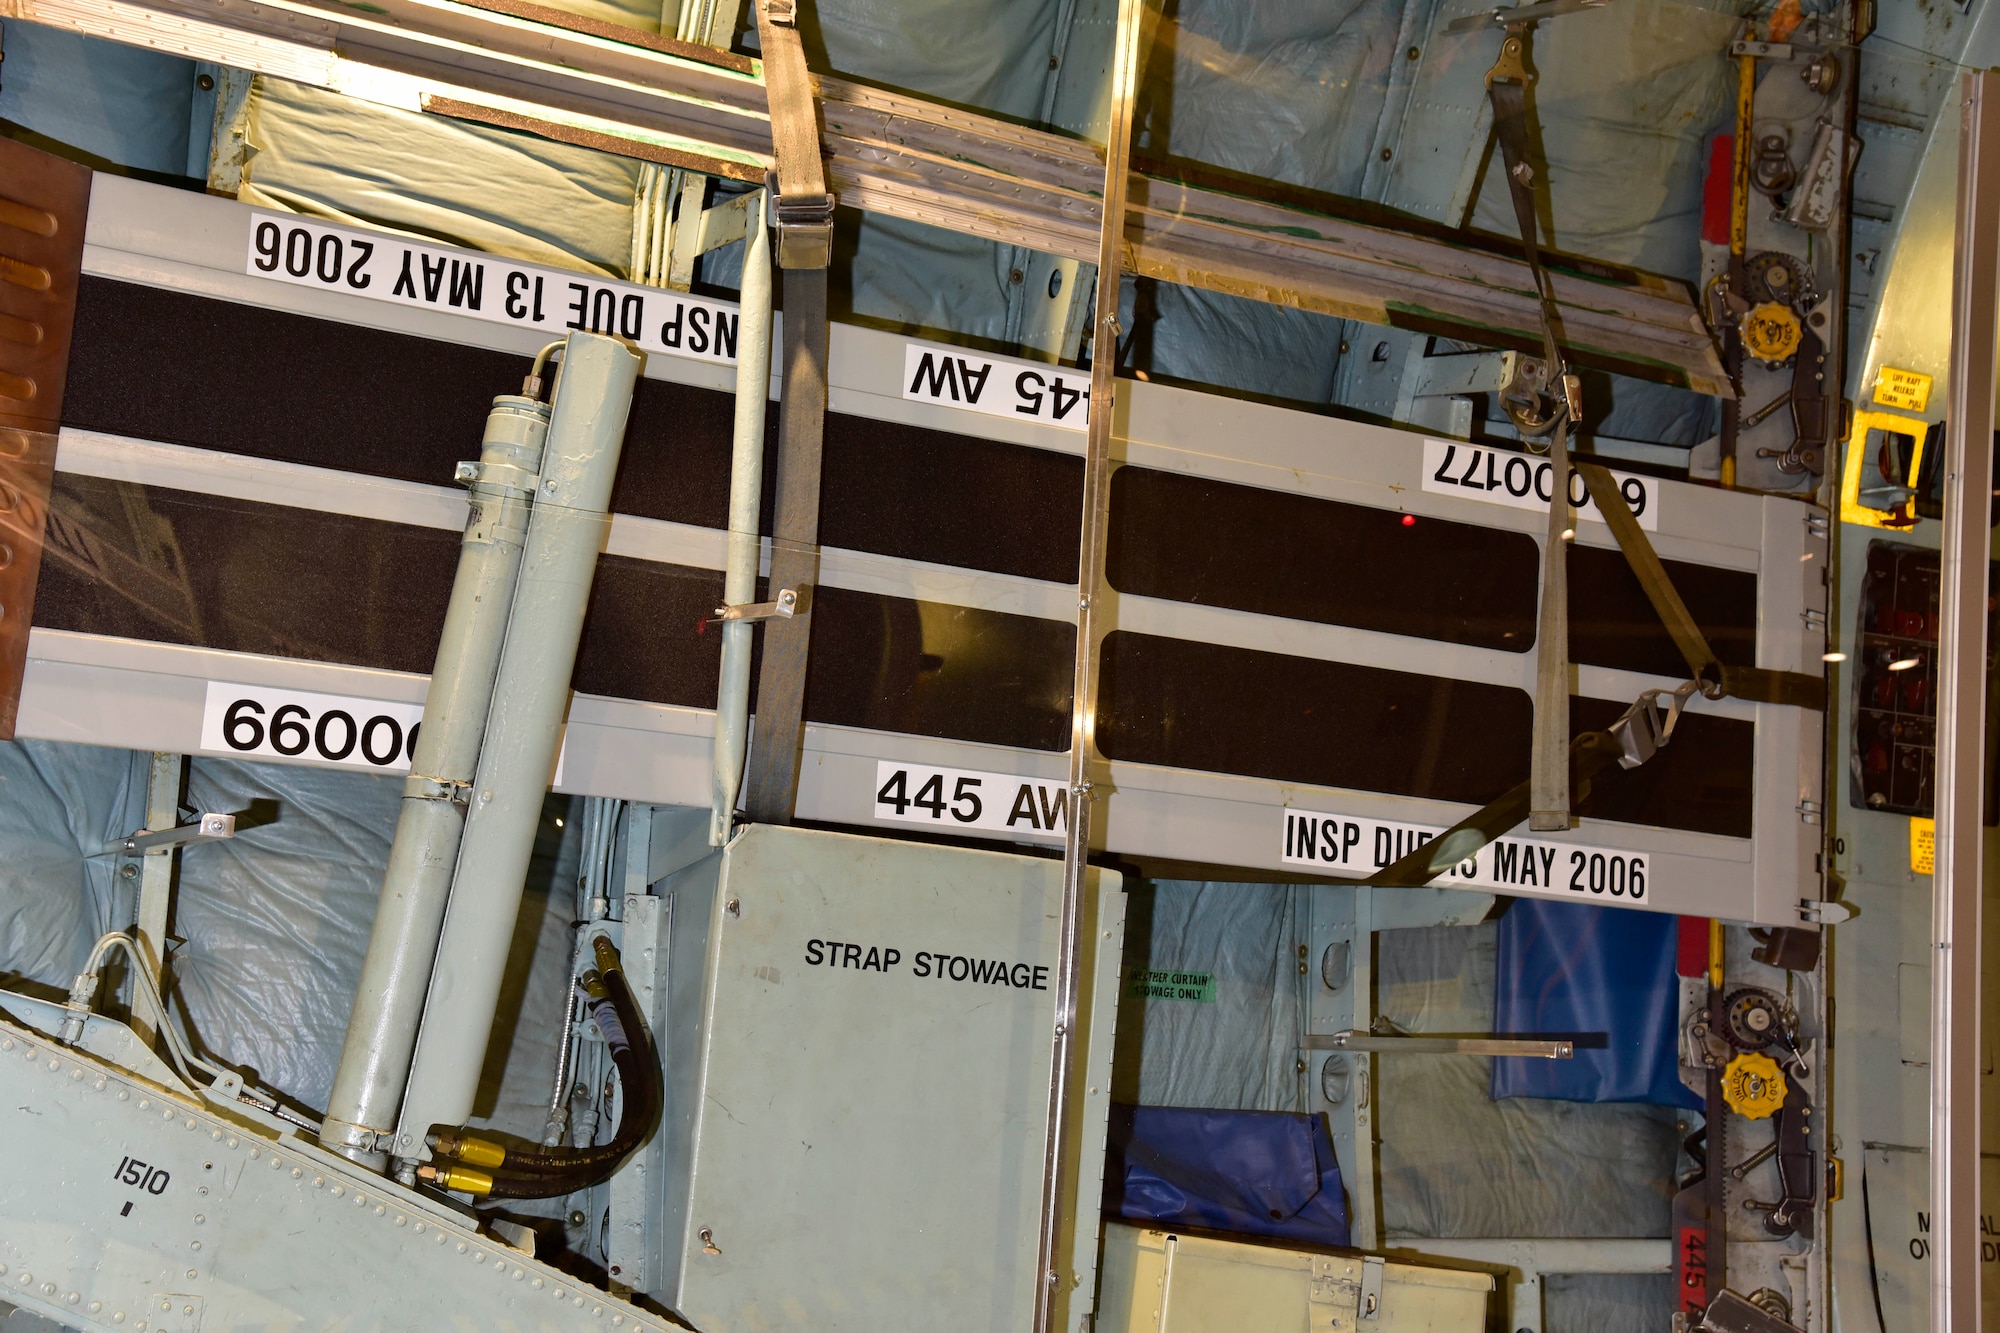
1401 514 1416 527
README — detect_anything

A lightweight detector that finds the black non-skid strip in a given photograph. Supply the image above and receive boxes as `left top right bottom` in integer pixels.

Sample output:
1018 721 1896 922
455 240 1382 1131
33 475 1073 753
1108 466 1540 652
1108 464 1761 672
61 276 1083 586
1095 631 1752 839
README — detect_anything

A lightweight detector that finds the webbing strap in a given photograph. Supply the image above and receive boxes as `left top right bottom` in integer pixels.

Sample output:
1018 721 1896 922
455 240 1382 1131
742 267 831 822
1486 34 1567 376
1574 461 1825 710
1366 732 1626 888
1529 413 1573 830
754 0 833 268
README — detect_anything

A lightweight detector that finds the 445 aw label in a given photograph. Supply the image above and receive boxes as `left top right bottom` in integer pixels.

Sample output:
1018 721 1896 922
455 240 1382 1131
1281 808 1650 903
901 343 1090 432
873 760 1067 840
245 213 741 366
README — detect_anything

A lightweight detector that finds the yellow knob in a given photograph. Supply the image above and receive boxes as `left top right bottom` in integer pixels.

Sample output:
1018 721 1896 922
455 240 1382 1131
1739 302 1803 367
1721 1051 1788 1120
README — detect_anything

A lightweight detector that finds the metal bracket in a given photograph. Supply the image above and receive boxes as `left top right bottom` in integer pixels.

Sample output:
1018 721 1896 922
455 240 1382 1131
715 584 811 623
111 813 234 855
1446 0 1609 34
1358 1255 1385 1321
453 457 538 496
1728 38 1794 59
403 774 470 804
1797 798 1825 826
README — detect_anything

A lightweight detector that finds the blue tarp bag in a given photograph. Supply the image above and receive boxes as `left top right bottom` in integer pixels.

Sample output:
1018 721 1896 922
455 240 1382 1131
1490 897 1701 1110
1102 1105 1350 1247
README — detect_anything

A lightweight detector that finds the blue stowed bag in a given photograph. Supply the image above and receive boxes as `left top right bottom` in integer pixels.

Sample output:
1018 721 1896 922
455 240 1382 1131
1103 1104 1350 1247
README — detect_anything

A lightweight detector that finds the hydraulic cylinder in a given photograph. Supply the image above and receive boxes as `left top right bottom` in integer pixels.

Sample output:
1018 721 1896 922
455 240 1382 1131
391 331 642 1159
323 393 548 1168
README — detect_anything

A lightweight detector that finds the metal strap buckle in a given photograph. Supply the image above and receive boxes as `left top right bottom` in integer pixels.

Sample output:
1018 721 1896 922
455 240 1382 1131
771 190 835 270
1609 679 1700 769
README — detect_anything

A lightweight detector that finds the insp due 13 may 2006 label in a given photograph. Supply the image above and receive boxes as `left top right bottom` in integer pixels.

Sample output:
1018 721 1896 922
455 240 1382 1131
1280 807 1650 902
245 213 743 366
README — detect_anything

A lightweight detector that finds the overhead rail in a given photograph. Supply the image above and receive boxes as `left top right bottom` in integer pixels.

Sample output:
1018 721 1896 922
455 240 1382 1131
2 0 1728 395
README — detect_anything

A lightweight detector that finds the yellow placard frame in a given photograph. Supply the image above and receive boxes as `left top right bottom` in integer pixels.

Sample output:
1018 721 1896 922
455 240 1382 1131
1841 407 1931 530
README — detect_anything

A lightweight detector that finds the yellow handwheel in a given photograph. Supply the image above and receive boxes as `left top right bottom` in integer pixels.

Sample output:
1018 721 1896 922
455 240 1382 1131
1721 1051 1788 1120
1739 302 1803 367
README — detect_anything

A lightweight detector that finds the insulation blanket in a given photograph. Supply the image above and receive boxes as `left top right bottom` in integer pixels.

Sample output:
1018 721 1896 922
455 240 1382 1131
1103 1104 1350 1248
0 740 579 1146
1489 897 1701 1111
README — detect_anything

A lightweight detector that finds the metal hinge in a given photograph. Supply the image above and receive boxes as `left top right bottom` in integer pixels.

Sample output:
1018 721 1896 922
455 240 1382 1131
1801 608 1828 632
1797 897 1853 925
1798 798 1824 826
716 585 812 623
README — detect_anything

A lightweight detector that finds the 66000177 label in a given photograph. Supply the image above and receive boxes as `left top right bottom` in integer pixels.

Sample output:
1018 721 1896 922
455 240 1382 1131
872 760 1068 840
1421 439 1661 532
1280 807 1650 902
200 682 425 773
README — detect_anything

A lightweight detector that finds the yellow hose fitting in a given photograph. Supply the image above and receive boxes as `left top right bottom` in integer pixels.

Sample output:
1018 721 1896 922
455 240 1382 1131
418 1163 496 1196
592 934 622 975
450 1137 509 1169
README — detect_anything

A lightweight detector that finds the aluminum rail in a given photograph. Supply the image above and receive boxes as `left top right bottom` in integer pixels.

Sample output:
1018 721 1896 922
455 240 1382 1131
2 0 1726 394
1303 1032 1575 1058
1931 66 1999 1333
1033 3 1141 1331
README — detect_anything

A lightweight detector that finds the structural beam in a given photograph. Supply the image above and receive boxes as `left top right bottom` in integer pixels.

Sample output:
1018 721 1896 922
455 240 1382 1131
2 0 1726 393
1931 66 2000 1333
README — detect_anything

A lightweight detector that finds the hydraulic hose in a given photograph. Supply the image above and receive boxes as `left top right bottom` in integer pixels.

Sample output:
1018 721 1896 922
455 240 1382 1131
419 936 660 1200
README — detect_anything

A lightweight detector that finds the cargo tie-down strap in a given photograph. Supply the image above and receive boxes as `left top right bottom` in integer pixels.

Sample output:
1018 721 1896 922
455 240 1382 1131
1574 461 1826 711
1367 473 1824 887
1481 12 1587 830
742 0 836 824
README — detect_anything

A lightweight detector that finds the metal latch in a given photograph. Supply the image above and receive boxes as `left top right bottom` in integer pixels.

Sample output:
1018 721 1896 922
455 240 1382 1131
771 187 835 271
111 813 234 855
1797 896 1852 925
1797 798 1824 826
716 585 812 623
1359 1255 1385 1321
